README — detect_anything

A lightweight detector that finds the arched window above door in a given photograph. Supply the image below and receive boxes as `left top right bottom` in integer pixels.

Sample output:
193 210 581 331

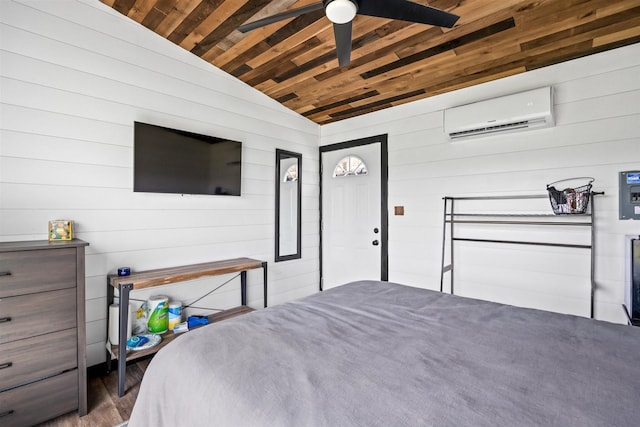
332 155 368 177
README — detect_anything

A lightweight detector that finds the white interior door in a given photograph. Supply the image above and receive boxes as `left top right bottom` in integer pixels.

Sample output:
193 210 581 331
321 143 382 290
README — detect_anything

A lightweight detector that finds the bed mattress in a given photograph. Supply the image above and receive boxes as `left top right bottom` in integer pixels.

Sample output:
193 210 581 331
128 280 640 426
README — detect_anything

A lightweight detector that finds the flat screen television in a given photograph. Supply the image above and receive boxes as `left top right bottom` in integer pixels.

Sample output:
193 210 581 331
134 122 242 196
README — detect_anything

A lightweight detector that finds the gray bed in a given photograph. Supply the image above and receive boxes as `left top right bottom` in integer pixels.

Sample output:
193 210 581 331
128 280 640 426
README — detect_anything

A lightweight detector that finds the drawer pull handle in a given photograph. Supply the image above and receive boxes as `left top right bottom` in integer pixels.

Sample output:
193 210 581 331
0 317 11 323
0 410 14 418
0 271 11 277
0 362 12 370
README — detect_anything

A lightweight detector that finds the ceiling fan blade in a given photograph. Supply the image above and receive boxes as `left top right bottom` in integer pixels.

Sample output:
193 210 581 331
333 22 352 67
357 0 460 28
238 2 325 33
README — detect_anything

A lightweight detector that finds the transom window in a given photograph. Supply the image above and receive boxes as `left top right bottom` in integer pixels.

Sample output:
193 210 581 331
283 164 298 182
333 155 368 178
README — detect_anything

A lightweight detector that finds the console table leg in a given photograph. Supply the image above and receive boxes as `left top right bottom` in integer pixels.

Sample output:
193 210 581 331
117 283 133 397
240 271 247 306
106 282 114 374
262 262 268 308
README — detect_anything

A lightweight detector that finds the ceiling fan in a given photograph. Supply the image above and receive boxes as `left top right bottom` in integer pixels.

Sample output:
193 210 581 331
238 0 460 67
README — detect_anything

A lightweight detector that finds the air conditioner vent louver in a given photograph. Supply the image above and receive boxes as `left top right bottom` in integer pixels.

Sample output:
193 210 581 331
444 87 554 140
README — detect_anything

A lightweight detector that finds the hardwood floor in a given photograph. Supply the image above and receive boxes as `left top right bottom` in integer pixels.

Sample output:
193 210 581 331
36 359 150 427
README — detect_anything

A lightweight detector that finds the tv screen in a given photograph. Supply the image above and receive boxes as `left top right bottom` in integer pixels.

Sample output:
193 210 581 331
134 122 242 196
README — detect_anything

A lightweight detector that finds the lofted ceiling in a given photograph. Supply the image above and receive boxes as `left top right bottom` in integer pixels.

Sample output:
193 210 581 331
102 0 640 124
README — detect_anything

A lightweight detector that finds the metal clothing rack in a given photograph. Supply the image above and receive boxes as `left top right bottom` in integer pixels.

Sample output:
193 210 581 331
439 192 604 318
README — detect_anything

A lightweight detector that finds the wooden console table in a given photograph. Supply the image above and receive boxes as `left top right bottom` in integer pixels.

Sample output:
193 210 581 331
107 257 267 397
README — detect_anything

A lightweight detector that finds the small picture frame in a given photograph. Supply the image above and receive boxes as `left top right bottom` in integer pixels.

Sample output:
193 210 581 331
48 220 73 241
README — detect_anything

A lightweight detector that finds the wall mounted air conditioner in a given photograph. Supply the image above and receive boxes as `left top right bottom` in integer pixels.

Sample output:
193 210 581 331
444 87 555 140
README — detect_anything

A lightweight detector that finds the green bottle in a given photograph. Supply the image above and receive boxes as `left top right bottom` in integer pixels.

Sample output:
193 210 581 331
147 298 168 333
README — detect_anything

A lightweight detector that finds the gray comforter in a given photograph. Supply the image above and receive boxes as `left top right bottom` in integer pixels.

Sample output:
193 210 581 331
128 281 640 426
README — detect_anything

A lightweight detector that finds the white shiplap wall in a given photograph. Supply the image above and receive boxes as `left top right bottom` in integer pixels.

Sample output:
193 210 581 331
321 43 640 324
0 0 320 366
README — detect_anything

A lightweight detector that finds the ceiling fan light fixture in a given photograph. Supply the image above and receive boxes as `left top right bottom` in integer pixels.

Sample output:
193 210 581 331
325 0 357 24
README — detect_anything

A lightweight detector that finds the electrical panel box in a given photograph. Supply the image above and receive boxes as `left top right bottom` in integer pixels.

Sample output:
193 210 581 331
619 171 640 220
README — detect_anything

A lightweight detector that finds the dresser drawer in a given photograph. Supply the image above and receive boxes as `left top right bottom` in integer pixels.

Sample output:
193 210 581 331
0 248 77 298
0 328 77 391
0 369 78 427
0 288 76 344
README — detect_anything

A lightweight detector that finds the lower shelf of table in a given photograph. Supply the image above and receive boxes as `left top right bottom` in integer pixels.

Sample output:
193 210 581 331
108 305 254 363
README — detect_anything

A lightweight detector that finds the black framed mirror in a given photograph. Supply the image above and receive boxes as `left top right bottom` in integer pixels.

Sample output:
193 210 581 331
275 149 302 262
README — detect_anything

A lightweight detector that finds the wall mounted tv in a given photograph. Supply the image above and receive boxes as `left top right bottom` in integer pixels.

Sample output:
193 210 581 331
134 122 242 196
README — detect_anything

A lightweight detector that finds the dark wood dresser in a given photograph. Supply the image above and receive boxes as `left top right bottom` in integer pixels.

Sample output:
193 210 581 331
0 239 89 426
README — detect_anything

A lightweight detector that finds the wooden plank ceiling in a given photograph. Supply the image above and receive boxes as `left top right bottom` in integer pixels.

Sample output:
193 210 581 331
102 0 640 124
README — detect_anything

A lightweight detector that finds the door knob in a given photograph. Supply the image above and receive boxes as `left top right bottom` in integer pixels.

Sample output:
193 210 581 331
372 240 379 246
